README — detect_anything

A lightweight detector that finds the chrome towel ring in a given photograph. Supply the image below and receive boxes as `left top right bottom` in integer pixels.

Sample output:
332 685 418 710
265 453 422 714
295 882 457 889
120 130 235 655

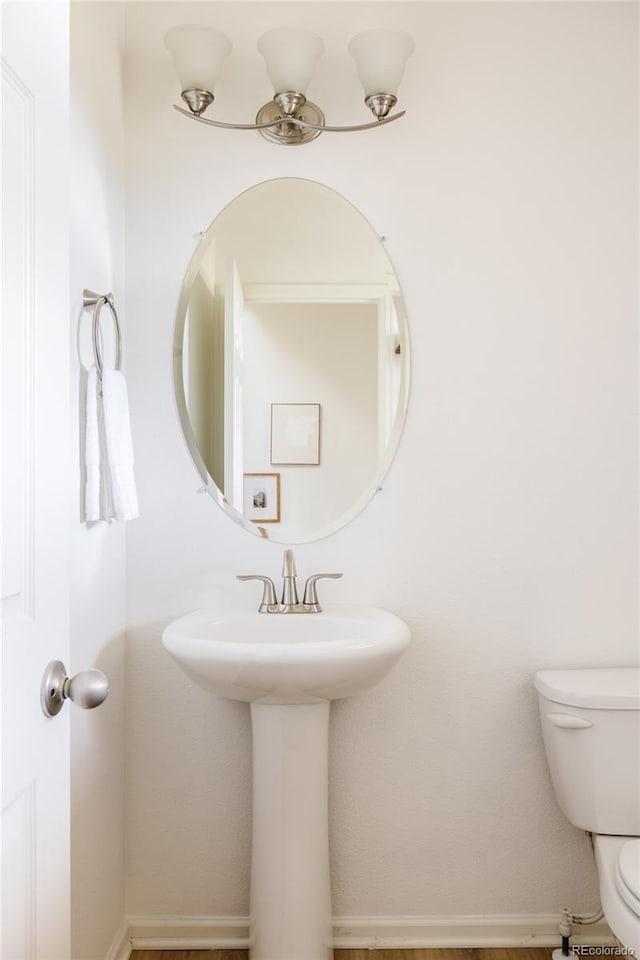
83 288 122 376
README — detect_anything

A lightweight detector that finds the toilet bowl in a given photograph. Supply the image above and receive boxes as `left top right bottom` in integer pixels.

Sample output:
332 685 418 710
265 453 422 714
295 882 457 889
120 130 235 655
534 667 640 957
594 836 640 953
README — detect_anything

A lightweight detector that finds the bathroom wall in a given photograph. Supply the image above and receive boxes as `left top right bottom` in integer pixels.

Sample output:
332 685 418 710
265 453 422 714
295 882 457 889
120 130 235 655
69 3 127 958
123 0 638 938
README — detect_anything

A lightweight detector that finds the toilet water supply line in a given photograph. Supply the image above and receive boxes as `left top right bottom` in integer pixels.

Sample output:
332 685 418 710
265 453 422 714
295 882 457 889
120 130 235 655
553 834 605 960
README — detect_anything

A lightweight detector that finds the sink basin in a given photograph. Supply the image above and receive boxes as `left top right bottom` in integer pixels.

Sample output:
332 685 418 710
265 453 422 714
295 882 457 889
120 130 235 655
162 604 410 704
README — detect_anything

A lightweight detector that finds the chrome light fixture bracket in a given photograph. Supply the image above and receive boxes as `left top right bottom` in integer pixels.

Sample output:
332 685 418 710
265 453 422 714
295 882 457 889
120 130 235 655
173 100 406 139
256 92 325 145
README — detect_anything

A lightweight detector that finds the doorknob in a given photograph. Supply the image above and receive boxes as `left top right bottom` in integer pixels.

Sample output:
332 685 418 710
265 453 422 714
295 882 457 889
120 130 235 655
41 660 110 717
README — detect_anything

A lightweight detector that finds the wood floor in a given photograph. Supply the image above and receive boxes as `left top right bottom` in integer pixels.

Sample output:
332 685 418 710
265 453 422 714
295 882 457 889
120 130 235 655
132 950 553 960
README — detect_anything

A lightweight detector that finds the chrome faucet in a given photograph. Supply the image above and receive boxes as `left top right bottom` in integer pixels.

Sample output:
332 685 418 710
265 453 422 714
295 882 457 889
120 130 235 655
238 549 342 614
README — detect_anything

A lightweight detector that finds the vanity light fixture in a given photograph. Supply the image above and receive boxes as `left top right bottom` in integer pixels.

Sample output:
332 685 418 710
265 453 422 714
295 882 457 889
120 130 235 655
164 25 415 146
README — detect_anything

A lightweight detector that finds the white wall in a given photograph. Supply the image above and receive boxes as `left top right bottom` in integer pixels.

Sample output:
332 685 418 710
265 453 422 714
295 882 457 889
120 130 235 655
70 3 127 957
123 0 638 932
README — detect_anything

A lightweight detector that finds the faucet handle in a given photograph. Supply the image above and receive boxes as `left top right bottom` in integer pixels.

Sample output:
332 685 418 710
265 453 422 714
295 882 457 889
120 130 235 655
302 573 343 611
237 575 279 613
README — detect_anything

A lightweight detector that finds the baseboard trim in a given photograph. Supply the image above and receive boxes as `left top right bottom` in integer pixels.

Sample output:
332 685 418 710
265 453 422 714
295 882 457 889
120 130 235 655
105 919 132 960
333 914 614 948
128 915 251 950
127 913 614 951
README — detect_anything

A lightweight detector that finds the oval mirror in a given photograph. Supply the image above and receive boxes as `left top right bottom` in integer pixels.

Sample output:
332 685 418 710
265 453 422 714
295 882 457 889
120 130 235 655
174 178 409 543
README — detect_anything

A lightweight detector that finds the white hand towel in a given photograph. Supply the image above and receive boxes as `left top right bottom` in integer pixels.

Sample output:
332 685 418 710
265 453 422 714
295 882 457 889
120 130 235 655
101 368 139 521
85 366 102 522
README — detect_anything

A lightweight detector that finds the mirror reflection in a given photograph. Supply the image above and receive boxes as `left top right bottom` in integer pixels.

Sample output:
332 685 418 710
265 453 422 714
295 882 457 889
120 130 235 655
175 178 409 543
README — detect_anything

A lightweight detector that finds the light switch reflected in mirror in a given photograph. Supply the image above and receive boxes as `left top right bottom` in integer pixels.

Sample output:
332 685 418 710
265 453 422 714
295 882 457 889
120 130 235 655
174 178 409 543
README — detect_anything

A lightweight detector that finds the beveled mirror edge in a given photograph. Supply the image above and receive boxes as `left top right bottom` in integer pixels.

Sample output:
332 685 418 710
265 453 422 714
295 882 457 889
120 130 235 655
172 176 411 545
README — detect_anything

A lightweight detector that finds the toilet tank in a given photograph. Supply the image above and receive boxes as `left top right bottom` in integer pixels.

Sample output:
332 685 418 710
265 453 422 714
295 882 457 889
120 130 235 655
534 667 640 835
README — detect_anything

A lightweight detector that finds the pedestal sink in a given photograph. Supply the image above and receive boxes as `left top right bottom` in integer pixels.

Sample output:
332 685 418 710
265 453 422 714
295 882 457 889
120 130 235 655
162 604 410 960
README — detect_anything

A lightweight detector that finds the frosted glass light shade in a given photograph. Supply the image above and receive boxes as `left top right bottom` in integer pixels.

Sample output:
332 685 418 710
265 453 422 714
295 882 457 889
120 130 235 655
164 25 231 93
257 29 324 95
348 29 415 97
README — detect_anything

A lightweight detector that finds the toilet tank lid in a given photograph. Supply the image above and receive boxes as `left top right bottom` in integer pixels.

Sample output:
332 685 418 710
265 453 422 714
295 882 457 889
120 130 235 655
534 668 640 709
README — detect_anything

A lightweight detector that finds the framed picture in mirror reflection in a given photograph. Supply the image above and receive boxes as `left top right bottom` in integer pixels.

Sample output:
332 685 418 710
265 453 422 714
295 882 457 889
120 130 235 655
243 473 281 523
271 403 321 465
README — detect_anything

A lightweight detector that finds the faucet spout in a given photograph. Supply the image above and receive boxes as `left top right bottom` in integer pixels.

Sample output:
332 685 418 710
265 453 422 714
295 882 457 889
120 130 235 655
281 549 299 605
282 549 297 578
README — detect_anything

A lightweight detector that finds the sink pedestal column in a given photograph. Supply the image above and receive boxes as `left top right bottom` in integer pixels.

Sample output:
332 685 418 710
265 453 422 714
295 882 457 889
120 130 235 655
250 702 332 960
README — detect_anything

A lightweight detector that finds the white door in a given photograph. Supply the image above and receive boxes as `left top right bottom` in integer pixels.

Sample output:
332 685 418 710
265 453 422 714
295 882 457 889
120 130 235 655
1 3 71 958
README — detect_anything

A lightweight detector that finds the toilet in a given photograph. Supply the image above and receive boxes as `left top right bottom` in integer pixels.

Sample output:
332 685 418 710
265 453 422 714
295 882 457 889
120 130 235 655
534 667 640 956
